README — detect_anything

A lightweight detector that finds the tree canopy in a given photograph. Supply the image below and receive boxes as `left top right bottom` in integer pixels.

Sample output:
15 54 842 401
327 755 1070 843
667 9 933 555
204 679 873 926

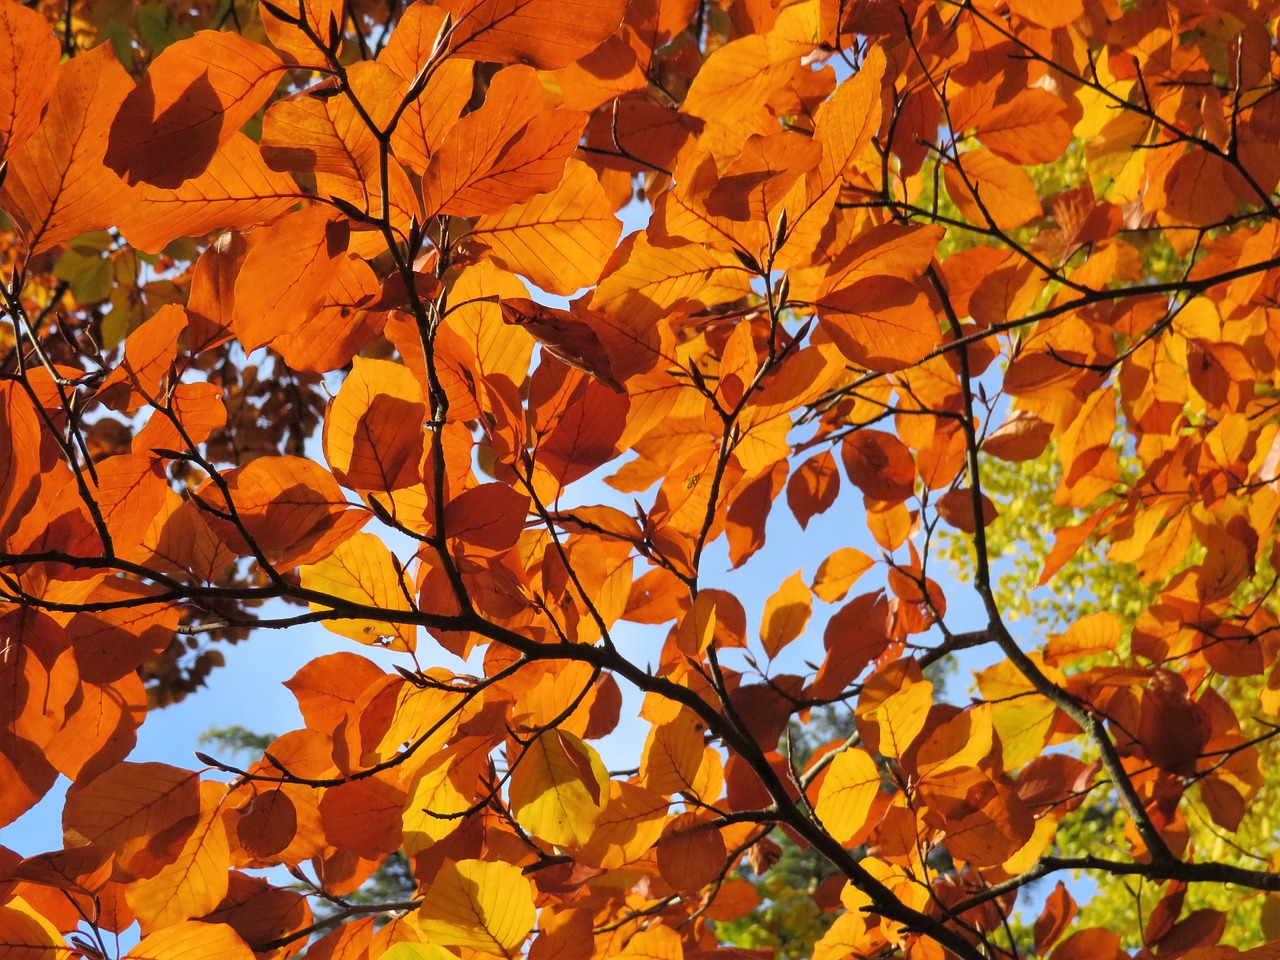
4 1 1280 959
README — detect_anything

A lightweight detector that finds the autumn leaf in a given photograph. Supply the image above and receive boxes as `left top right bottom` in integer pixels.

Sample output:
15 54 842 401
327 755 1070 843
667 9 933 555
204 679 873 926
418 859 536 958
439 0 628 70
422 65 585 217
106 31 286 188
815 748 882 844
463 159 622 295
508 729 608 847
0 44 133 253
0 1 59 163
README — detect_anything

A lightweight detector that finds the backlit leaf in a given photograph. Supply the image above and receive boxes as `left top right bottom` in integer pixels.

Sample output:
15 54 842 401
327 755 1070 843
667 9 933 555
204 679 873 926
466 159 621 295
0 44 132 253
815 748 881 844
299 532 416 651
440 0 628 69
0 0 59 163
508 729 609 847
418 859 536 958
106 31 285 187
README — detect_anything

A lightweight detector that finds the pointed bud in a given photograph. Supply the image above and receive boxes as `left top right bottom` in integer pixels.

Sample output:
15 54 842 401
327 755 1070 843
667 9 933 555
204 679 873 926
732 247 761 273
259 0 300 25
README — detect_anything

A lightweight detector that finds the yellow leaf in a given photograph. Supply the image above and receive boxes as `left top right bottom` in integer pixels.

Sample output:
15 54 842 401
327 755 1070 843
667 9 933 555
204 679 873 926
856 660 933 759
125 782 230 931
620 925 684 960
915 704 994 782
813 911 868 960
299 532 416 652
402 738 490 855
123 921 254 960
467 159 622 295
815 748 881 844
1044 611 1121 666
508 729 608 847
640 709 705 795
0 898 68 960
975 656 1064 770
418 859 536 959
381 945 458 960
760 570 812 659
811 547 874 603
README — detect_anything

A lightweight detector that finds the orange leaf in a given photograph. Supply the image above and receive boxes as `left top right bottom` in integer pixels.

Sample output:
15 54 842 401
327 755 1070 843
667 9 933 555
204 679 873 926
319 775 405 859
498 298 625 391
235 788 298 860
465 158 622 295
43 674 145 782
935 488 998 534
440 0 628 70
125 781 231 930
815 277 940 373
970 89 1074 166
323 356 427 495
422 66 585 217
133 382 228 456
115 133 304 253
944 148 1043 231
640 710 705 796
1033 882 1077 954
0 43 132 253
444 482 529 553
91 454 170 558
231 207 350 353
106 31 285 187
589 232 751 333
682 35 792 124
380 4 473 172
274 256 387 372
841 430 915 502
1006 0 1083 28
811 548 874 604
982 409 1052 462
0 382 43 544
786 451 840 530
0 0 59 162
656 812 726 893
63 762 201 880
205 455 367 569
259 0 344 68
